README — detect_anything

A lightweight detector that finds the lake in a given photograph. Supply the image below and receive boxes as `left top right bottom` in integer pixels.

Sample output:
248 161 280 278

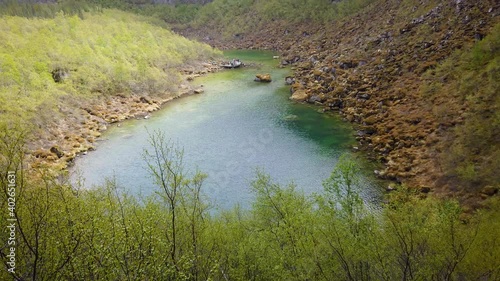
71 50 383 209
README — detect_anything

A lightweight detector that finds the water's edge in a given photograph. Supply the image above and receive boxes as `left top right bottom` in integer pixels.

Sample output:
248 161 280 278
71 50 384 209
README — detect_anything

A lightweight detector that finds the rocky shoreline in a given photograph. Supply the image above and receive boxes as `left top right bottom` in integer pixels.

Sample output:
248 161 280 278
28 62 220 172
178 0 499 204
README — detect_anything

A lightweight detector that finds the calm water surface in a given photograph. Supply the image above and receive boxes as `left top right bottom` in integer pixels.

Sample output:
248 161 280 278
71 50 382 209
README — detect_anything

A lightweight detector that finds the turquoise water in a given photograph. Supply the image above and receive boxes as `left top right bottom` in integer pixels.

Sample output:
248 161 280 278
71 50 381 209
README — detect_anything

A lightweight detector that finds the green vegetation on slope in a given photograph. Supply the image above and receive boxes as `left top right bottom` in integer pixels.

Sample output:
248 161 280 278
423 23 500 190
189 0 376 36
0 0 376 35
0 130 499 280
111 2 203 24
0 9 220 128
0 0 203 28
0 0 97 18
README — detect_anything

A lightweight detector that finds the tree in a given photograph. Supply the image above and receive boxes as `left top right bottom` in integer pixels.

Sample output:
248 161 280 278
316 154 378 280
249 171 316 280
142 130 211 280
143 130 185 276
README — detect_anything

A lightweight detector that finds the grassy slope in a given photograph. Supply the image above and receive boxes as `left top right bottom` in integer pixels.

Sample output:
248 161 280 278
0 10 218 125
0 8 221 170
169 0 375 42
189 0 375 35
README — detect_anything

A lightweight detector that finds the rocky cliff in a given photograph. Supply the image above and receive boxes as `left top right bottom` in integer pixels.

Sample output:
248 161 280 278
180 0 499 205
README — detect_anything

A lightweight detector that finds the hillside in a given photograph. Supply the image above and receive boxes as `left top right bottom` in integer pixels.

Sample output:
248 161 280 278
0 1 499 280
0 9 221 170
175 0 500 205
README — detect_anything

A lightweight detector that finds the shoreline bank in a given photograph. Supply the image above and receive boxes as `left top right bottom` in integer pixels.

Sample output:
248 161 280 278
28 62 221 172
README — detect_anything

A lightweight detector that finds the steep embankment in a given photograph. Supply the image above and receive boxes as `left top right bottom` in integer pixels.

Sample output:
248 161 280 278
179 0 499 205
0 9 221 170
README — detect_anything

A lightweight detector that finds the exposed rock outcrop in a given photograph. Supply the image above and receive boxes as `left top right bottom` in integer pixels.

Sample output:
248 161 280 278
290 89 308 102
254 73 272 82
179 0 499 202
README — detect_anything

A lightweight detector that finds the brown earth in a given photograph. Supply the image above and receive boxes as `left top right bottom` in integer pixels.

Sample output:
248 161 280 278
177 0 499 205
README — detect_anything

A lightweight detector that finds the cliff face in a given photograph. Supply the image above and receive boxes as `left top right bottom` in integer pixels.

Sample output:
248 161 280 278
180 0 499 204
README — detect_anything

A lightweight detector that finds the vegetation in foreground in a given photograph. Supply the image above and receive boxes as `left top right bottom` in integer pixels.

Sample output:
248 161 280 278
1 129 499 280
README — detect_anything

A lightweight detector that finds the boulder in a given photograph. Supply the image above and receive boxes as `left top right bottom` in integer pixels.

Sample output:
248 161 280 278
358 126 377 135
291 82 304 93
420 186 431 193
386 183 397 192
339 61 357 69
290 89 308 102
33 149 52 159
358 93 371 100
363 115 379 125
139 96 152 104
255 74 272 82
51 68 69 83
283 114 298 121
285 76 295 85
481 186 498 196
308 95 322 104
50 146 64 158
